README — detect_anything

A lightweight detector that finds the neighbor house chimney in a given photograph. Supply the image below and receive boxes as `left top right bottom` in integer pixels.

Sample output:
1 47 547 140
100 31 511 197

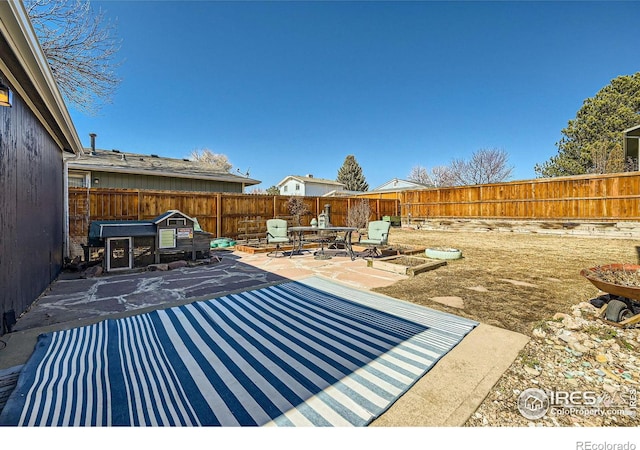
89 133 97 155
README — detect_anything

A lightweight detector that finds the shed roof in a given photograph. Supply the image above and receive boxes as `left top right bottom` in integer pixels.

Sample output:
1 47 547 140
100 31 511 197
65 149 261 186
88 221 156 243
152 210 195 224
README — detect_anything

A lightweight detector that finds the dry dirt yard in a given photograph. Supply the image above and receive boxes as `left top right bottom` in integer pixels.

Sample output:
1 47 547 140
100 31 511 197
375 228 640 427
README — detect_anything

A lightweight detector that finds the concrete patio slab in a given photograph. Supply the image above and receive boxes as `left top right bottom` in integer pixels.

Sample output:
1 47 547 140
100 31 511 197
0 249 530 426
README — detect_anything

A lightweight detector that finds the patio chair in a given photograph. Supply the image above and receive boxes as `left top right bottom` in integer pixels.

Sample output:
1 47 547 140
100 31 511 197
266 218 291 257
358 220 391 258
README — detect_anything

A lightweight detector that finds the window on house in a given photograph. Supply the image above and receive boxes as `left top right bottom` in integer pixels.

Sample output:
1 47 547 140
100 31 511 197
295 183 300 191
68 174 87 187
167 218 187 226
284 185 288 192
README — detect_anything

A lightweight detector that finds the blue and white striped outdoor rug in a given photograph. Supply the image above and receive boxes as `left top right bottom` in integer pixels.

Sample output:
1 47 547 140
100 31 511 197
0 277 477 426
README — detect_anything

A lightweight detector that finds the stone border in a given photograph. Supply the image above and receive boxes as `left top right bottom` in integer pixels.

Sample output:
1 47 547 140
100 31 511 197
408 219 640 239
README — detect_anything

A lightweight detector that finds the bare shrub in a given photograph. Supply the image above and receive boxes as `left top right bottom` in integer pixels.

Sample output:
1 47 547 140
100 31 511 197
347 199 371 230
286 196 310 225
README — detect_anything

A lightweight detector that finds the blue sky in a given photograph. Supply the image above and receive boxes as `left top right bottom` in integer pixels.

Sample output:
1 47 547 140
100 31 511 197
70 0 640 191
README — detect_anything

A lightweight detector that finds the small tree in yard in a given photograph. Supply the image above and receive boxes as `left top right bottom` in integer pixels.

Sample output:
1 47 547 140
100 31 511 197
286 196 310 226
347 199 371 231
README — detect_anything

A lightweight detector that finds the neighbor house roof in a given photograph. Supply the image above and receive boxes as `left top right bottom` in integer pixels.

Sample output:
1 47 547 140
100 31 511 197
277 175 345 188
0 0 82 154
372 178 433 191
322 189 365 197
65 148 261 186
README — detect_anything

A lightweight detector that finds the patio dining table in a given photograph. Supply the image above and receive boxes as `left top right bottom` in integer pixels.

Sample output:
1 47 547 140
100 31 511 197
288 226 358 260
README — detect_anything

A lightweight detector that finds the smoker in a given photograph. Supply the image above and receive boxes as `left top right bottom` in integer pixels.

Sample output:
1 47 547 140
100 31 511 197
318 204 331 228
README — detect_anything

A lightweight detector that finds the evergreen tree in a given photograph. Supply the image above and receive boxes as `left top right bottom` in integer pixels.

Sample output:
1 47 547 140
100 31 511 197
265 186 280 195
535 73 640 177
337 155 369 191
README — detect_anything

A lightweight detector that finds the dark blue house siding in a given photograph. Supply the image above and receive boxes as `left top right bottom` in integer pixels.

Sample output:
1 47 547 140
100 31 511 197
0 78 64 334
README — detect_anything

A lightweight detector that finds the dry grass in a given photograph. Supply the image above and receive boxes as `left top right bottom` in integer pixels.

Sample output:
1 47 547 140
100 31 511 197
373 228 640 336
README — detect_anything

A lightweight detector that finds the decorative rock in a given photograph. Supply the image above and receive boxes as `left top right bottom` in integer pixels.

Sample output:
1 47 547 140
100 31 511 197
167 260 188 270
558 331 577 343
525 366 541 377
81 265 103 278
577 302 597 311
532 328 547 339
569 342 589 354
562 317 582 330
595 354 608 363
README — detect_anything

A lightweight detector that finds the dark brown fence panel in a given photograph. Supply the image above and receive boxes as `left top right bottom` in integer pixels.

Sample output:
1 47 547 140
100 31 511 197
91 189 139 220
68 188 90 241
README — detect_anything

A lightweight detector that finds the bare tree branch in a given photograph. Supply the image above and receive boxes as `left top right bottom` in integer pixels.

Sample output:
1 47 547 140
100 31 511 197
190 148 233 172
25 0 122 114
449 148 513 185
408 164 455 187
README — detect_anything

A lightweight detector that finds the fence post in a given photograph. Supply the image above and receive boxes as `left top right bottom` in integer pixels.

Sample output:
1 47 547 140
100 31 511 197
216 193 222 238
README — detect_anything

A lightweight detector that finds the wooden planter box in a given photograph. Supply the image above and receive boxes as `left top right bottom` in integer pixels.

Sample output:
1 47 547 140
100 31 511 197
368 255 446 277
235 242 317 254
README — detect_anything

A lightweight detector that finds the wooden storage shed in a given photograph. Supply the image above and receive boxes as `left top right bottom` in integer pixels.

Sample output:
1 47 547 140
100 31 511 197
88 210 213 272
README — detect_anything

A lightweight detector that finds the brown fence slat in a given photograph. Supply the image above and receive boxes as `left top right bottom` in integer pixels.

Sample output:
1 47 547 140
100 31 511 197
69 172 640 252
356 172 640 222
68 189 400 246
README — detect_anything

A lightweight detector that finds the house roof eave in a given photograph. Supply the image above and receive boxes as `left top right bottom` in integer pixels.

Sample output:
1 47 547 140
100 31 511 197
67 162 261 185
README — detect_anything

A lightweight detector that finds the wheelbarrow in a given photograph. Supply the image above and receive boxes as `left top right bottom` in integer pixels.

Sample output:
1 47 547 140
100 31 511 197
580 264 640 328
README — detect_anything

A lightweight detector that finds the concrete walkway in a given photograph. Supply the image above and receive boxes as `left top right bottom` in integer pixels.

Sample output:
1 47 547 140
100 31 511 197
0 249 529 426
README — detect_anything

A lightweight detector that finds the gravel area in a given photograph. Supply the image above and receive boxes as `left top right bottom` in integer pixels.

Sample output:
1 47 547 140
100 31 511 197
463 300 639 427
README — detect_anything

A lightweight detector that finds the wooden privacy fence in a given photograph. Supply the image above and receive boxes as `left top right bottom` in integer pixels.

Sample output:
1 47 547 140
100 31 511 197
68 188 399 245
358 172 640 222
